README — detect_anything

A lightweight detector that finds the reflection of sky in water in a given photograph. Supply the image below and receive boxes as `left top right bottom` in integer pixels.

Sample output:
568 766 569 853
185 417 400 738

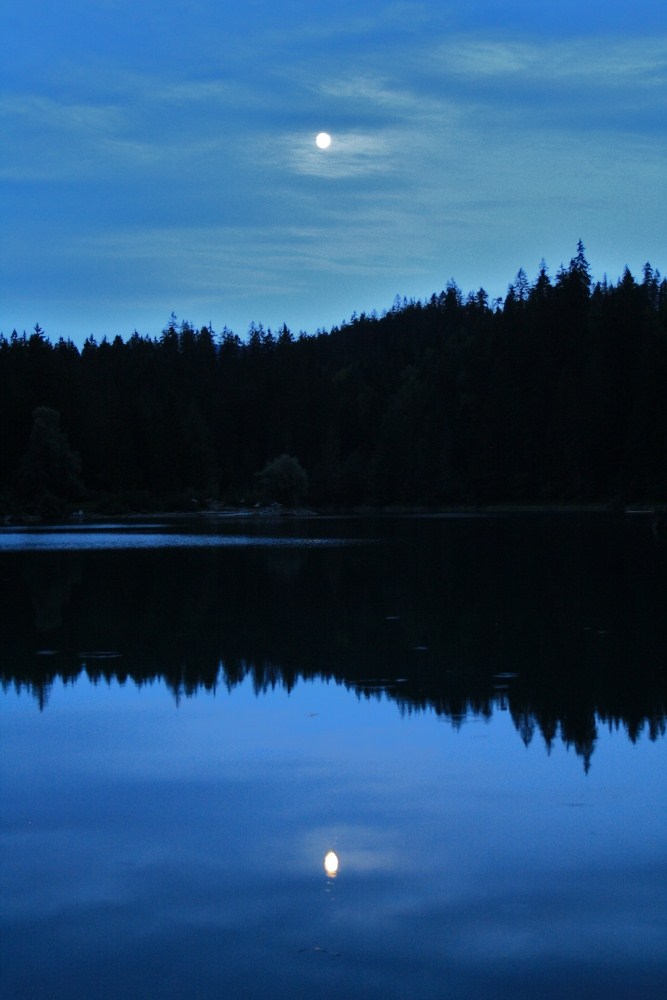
0 528 363 551
2 674 666 999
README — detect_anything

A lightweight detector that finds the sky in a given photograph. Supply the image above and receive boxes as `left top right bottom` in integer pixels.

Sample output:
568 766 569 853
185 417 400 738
1 1 666 345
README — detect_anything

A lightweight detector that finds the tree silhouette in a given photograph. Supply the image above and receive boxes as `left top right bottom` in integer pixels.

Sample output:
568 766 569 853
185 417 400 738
14 406 83 510
256 454 308 505
1 243 666 512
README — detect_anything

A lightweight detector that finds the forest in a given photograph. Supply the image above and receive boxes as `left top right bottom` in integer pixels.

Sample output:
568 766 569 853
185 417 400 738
1 243 666 515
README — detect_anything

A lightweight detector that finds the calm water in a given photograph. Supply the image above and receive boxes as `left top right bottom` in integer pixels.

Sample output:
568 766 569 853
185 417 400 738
1 514 666 1000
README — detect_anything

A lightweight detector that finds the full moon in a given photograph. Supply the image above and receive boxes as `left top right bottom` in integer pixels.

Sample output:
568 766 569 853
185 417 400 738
315 132 332 149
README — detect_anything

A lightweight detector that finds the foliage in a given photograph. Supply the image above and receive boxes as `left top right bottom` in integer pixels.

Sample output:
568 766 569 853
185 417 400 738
13 406 83 511
255 454 308 505
1 246 666 512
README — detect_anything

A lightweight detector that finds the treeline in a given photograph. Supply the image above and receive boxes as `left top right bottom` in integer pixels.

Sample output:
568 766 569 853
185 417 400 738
2 243 666 512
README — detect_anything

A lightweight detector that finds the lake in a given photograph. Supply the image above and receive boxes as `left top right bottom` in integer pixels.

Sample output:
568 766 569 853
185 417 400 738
1 513 666 999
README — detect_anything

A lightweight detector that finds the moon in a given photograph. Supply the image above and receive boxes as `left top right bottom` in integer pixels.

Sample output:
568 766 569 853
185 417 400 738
315 132 332 149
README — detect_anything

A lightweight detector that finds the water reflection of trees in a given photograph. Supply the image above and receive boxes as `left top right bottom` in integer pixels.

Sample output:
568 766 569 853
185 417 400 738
1 517 665 768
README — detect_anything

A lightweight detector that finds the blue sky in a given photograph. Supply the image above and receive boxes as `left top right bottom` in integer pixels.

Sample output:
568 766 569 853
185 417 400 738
1 1 666 345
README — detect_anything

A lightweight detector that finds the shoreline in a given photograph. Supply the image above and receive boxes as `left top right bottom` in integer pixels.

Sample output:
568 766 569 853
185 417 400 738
2 500 664 527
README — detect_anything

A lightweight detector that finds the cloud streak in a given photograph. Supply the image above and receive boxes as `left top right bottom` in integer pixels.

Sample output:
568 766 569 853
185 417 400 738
433 35 667 87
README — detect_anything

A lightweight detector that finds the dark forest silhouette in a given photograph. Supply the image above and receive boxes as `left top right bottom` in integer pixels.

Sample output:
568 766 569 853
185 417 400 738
1 243 666 515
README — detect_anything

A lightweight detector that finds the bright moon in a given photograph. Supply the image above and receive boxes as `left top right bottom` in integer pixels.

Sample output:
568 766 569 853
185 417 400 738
315 132 332 149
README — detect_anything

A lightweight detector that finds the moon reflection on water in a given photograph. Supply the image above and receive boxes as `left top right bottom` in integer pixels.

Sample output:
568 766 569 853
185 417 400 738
324 850 339 877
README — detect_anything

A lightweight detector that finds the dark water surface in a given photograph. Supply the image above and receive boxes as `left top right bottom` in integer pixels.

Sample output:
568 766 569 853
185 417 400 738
1 514 666 999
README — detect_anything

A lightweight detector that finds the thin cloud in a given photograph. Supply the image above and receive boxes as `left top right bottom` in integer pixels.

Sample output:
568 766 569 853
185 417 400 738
281 129 397 180
433 35 667 89
0 93 123 131
317 73 443 117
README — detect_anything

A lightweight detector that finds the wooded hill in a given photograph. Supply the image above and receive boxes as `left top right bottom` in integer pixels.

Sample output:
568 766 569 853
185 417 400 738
2 244 666 514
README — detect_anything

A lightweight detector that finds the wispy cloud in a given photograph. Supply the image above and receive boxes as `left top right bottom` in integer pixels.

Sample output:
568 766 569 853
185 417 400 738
318 73 420 110
0 81 243 182
432 35 667 89
276 128 398 180
0 93 123 131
